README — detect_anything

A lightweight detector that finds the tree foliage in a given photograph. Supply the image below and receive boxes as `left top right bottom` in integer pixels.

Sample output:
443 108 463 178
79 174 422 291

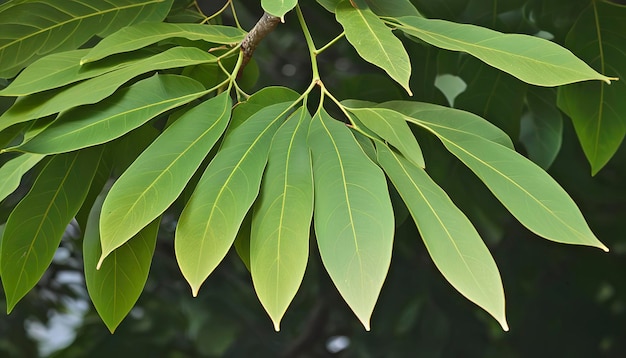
1 0 625 356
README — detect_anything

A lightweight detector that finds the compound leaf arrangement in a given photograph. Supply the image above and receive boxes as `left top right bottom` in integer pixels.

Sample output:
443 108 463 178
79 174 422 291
0 0 619 333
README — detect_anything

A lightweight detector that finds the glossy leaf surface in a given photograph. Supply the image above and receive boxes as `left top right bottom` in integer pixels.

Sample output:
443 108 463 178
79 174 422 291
0 153 45 203
308 108 394 330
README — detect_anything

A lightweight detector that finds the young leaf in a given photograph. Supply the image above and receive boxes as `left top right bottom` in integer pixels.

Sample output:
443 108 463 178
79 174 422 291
84 186 159 333
376 143 508 331
557 1 626 174
0 153 45 203
0 0 173 78
15 74 207 155
335 1 412 95
0 47 217 132
308 108 394 330
346 106 425 168
394 16 616 86
175 101 295 296
1 147 103 312
262 0 298 20
82 23 247 64
390 104 608 252
251 107 313 331
98 92 231 267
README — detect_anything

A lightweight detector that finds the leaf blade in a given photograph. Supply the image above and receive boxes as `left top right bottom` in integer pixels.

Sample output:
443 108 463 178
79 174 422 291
0 153 45 203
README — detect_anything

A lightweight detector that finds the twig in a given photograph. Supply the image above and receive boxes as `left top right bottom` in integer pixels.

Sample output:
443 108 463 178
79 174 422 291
238 12 281 77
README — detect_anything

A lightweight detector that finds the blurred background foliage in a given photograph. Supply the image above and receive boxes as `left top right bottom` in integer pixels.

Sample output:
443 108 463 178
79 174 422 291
1 0 625 356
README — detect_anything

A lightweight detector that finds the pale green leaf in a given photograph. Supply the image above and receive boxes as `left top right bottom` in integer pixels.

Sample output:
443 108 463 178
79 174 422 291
376 143 507 331
1 147 103 311
346 106 425 168
82 23 247 64
557 1 626 174
262 0 297 19
84 186 159 333
251 107 313 331
98 92 231 266
395 16 616 86
0 153 45 203
378 101 514 149
0 0 173 78
364 0 422 17
175 101 295 296
230 86 300 131
336 1 412 94
308 108 394 330
394 106 608 251
14 74 207 155
520 88 563 169
0 47 216 132
0 49 152 96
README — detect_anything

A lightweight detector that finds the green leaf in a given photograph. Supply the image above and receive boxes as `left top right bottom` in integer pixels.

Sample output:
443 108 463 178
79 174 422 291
520 88 563 169
335 1 412 94
392 104 608 252
98 92 231 266
230 86 301 130
84 186 159 333
250 107 313 331
378 101 514 149
557 1 626 174
262 0 297 19
82 23 246 64
308 108 394 330
0 47 216 132
376 143 507 331
0 49 152 96
395 16 616 86
364 0 422 17
1 147 103 312
175 101 295 296
14 74 207 155
0 153 45 203
0 0 173 78
346 106 425 168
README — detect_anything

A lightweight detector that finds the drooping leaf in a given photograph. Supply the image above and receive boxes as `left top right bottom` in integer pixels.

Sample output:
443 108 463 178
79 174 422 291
98 92 231 266
0 0 173 78
251 107 313 331
389 103 608 251
335 1 412 94
308 108 394 330
81 23 247 64
346 106 425 168
1 147 103 311
0 49 152 96
557 1 626 174
262 0 298 19
233 211 253 271
175 101 295 296
378 101 514 149
84 185 159 333
394 15 615 86
520 88 563 169
0 47 217 132
376 143 508 331
0 153 45 203
15 74 207 155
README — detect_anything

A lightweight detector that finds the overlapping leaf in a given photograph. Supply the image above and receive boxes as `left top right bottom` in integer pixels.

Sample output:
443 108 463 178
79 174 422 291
557 1 626 174
386 102 608 251
520 88 563 169
251 107 313 331
81 23 246 64
308 108 394 330
262 0 298 19
394 15 615 86
1 147 102 311
15 74 207 155
336 1 412 94
175 101 295 296
364 0 422 17
0 47 217 132
376 143 507 331
84 186 159 333
0 0 173 78
0 153 45 202
98 92 231 266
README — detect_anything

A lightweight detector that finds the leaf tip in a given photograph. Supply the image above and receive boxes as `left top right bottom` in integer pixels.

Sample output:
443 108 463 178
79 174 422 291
96 255 106 270
600 243 609 253
191 286 200 297
500 319 510 332
603 76 619 85
273 321 281 332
